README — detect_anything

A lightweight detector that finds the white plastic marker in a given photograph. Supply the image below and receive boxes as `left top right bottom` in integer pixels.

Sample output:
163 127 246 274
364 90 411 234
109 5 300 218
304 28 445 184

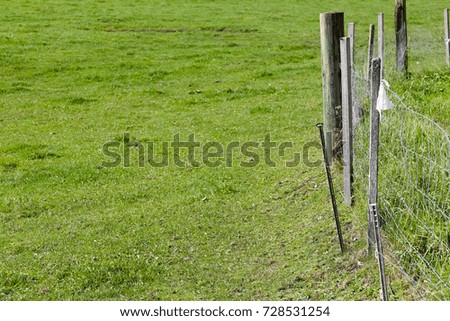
376 79 393 113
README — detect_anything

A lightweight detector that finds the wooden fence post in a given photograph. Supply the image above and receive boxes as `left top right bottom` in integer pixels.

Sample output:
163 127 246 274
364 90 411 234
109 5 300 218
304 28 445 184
445 8 449 65
348 23 355 69
378 13 385 78
368 58 381 255
395 0 408 73
348 23 362 127
320 12 345 163
367 24 375 80
341 37 353 206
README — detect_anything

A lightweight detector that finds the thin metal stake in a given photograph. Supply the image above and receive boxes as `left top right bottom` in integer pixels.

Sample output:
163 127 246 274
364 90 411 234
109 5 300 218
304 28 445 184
317 123 345 253
370 203 388 301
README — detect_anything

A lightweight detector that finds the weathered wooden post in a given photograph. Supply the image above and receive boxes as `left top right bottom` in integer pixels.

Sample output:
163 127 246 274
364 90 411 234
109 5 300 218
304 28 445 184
445 8 449 65
340 37 353 206
378 13 385 78
368 58 381 254
320 12 345 163
367 24 375 80
348 23 355 69
348 23 362 127
395 0 408 73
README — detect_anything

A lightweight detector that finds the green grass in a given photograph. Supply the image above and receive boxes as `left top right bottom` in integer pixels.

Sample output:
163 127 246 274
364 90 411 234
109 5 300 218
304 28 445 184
389 72 450 130
0 0 448 300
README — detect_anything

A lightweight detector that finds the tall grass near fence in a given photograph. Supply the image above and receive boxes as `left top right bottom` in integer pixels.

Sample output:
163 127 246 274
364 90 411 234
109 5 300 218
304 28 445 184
350 43 450 299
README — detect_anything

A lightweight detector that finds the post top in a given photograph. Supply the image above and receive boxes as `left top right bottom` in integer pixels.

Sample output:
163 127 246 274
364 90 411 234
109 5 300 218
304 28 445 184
320 12 344 16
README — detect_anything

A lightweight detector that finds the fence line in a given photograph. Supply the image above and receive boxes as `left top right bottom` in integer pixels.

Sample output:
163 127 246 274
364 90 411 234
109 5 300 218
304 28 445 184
321 9 449 299
350 42 450 300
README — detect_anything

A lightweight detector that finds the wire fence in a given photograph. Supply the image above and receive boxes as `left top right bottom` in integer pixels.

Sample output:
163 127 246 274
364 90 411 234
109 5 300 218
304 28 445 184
350 48 450 300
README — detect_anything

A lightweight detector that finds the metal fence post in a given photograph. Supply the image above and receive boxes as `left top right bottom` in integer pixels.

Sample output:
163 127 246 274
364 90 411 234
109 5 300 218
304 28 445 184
317 123 345 253
370 203 389 301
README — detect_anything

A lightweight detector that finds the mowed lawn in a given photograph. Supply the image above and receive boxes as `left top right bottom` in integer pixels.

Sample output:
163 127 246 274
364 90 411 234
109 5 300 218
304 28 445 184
0 0 445 300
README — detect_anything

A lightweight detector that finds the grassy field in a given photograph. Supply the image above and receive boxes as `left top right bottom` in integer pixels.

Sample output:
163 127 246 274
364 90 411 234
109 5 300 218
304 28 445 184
0 0 448 300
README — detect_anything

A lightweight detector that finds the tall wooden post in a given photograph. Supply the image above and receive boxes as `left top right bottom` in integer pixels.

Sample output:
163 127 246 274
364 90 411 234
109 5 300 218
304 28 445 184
368 58 381 255
445 9 449 65
320 12 345 163
395 0 408 73
378 13 385 78
348 23 355 70
341 37 353 206
367 24 375 80
349 22 362 127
